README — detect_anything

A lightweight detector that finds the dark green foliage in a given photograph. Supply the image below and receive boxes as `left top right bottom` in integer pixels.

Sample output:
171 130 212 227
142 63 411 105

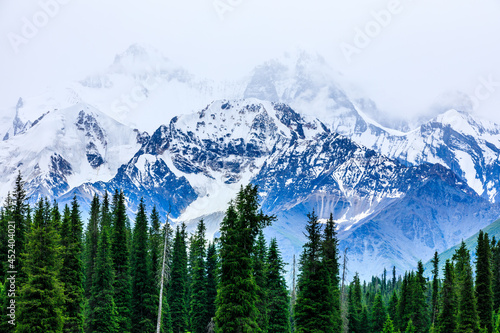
372 292 386 332
405 319 416 333
87 223 118 333
454 241 480 332
60 196 84 333
13 172 29 284
266 238 290 333
492 238 500 313
205 242 217 325
131 199 155 333
149 206 162 327
476 230 494 332
169 224 188 332
407 261 429 333
348 273 363 333
111 190 132 333
294 211 335 333
388 290 398 324
323 213 341 333
430 251 439 325
254 231 268 332
215 184 275 333
84 195 100 300
17 199 64 333
438 260 457 333
189 220 208 333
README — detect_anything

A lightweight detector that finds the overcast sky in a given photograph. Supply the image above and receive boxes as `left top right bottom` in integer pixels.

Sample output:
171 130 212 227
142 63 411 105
1 0 500 123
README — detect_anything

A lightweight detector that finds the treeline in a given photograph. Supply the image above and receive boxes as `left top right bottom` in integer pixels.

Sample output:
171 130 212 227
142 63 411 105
2 173 500 333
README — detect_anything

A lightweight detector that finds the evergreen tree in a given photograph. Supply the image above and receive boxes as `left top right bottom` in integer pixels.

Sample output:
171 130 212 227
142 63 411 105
382 315 396 333
149 206 162 327
323 213 341 333
454 241 480 332
492 239 500 312
397 273 410 332
348 273 363 333
476 230 494 333
168 224 188 332
12 172 29 284
84 195 100 299
405 319 416 333
60 196 84 333
87 222 118 333
430 251 439 325
131 199 155 333
189 219 208 333
111 190 132 333
438 260 457 333
215 184 275 333
254 231 269 332
388 290 398 324
294 211 335 333
408 262 428 333
205 242 218 326
266 238 290 333
101 191 112 229
372 292 387 332
17 199 64 333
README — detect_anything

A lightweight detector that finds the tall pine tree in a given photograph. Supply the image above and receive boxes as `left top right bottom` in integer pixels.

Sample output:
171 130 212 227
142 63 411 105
266 238 290 333
476 230 494 333
168 224 188 332
189 219 208 333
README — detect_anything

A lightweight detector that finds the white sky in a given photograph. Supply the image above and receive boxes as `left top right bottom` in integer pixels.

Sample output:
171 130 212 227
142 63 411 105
1 0 500 124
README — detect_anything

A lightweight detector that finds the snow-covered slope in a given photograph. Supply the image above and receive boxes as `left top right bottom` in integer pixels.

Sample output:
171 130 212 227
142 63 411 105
0 103 145 203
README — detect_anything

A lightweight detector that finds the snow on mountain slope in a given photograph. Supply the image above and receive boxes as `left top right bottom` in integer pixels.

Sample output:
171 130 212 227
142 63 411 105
0 103 145 203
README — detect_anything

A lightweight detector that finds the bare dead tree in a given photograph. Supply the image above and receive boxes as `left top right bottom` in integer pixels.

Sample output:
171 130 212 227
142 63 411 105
341 247 349 333
156 210 172 333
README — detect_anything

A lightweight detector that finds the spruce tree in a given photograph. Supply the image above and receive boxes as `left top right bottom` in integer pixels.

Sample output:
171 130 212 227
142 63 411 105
397 272 410 332
408 261 428 333
111 190 132 333
215 184 275 333
12 172 28 284
84 195 100 299
149 206 162 327
131 199 155 332
87 222 119 333
382 315 396 333
323 213 341 333
189 219 208 333
454 241 480 332
405 319 416 333
372 292 386 332
17 199 65 333
294 211 335 333
168 224 188 332
476 230 494 333
430 251 439 325
388 290 398 324
438 260 457 333
60 196 84 333
492 240 500 312
266 238 290 333
205 242 218 326
348 273 363 333
254 231 269 332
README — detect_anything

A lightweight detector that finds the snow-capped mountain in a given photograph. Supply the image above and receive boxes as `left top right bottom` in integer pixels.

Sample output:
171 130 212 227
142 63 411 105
0 103 146 203
2 44 500 279
57 99 499 278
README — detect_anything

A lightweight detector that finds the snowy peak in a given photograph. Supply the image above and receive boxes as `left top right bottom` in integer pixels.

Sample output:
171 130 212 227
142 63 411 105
432 109 500 137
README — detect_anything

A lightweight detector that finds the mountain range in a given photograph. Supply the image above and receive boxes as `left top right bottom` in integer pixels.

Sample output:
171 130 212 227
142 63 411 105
1 44 499 279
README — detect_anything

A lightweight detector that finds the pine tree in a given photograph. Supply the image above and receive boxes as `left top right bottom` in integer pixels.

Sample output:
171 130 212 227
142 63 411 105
405 319 416 333
12 172 29 284
323 213 341 333
438 260 457 333
205 242 217 326
388 290 398 324
17 199 65 333
372 292 386 332
382 315 396 333
60 196 84 333
294 211 335 333
492 239 500 312
266 238 290 333
397 273 410 332
84 195 100 299
430 251 439 325
454 241 480 332
215 184 275 333
87 222 119 333
189 219 209 333
111 190 132 333
168 224 188 332
131 198 155 332
408 261 428 333
348 273 363 333
149 206 162 327
254 231 269 332
476 230 494 333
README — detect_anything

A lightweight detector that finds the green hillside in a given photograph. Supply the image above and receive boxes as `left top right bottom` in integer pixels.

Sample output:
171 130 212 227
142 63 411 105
424 218 500 277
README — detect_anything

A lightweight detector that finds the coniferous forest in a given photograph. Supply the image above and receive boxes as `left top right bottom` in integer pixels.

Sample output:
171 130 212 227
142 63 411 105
3 173 500 333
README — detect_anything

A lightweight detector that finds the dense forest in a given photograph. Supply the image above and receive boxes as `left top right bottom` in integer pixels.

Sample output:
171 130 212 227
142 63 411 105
2 173 500 333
